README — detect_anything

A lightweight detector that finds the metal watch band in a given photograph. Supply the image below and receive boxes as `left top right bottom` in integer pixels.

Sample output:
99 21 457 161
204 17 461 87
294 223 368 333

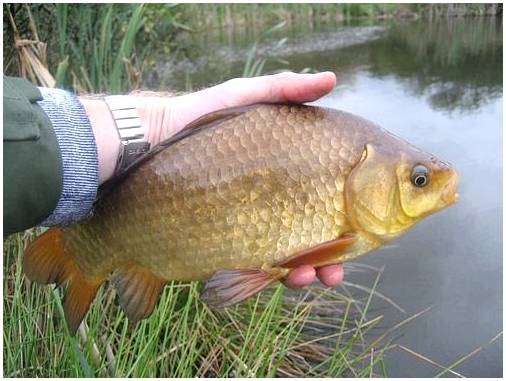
104 95 151 174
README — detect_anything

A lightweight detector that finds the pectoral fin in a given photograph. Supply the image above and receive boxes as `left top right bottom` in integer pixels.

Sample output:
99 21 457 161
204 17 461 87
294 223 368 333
278 233 357 268
201 268 285 308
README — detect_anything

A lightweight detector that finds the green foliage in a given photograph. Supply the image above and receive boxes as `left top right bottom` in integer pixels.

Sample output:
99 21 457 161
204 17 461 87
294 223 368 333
53 4 145 93
242 21 289 78
341 4 397 18
109 5 144 93
4 4 150 93
146 4 500 30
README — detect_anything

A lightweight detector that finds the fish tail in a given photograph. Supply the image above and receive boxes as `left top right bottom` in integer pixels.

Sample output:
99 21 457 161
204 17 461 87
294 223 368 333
23 228 104 334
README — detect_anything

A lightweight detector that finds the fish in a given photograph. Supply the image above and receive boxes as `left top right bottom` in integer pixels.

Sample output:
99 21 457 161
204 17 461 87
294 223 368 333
24 104 459 333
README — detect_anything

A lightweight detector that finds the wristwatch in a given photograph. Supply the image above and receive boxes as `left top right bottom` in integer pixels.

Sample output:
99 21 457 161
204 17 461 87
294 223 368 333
104 95 151 175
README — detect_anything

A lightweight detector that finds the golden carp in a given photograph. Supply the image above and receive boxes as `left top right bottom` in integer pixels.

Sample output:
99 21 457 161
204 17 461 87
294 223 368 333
24 104 459 332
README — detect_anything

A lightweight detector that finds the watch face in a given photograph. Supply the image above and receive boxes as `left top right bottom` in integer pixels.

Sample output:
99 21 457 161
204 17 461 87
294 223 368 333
125 141 151 157
119 141 151 172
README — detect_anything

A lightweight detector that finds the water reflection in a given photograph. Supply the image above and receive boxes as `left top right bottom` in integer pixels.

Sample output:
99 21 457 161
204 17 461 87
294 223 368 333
368 18 502 113
151 17 502 115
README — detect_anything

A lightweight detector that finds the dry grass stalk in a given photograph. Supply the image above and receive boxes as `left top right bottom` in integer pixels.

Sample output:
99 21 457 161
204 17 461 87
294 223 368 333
8 6 56 88
123 57 142 90
396 344 464 377
78 323 102 367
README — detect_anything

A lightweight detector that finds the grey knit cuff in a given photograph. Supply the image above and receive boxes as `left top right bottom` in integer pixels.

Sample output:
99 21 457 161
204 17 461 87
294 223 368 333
37 87 98 226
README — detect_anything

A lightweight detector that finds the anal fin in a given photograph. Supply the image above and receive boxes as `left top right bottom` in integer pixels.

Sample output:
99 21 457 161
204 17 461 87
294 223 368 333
201 269 284 308
110 264 167 323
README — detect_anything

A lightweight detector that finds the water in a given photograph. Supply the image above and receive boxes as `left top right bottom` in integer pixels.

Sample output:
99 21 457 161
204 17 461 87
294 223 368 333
146 17 502 377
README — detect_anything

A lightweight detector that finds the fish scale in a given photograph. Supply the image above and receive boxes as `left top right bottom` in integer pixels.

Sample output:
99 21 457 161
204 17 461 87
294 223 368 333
65 105 383 281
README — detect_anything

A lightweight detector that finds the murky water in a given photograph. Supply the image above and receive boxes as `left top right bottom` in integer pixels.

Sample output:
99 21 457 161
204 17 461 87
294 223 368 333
146 17 502 377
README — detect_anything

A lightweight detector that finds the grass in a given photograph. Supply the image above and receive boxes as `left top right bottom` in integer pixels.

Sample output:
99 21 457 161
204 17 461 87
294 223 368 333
242 21 289 78
4 230 401 377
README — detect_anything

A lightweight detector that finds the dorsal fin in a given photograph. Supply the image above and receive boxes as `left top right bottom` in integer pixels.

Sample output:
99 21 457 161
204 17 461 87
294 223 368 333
97 104 257 200
110 263 167 323
183 104 256 132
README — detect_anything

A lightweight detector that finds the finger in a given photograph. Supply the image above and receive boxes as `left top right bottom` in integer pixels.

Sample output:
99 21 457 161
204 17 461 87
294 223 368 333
216 71 337 107
165 71 337 136
282 265 316 289
316 264 344 287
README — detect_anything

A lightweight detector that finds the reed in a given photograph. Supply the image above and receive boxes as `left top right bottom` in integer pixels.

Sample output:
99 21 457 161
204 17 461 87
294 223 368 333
5 4 146 93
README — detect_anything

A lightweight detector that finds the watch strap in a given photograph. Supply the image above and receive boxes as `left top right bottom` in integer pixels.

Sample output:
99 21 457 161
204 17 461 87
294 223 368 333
104 95 151 174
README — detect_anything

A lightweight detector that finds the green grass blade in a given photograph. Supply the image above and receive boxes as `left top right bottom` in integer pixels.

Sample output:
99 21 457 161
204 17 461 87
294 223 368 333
110 4 145 92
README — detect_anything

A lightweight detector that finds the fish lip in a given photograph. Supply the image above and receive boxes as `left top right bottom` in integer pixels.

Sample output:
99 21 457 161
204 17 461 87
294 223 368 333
441 172 459 205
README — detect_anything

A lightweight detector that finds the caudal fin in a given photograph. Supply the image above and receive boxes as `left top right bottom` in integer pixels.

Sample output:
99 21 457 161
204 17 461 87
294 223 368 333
23 228 104 334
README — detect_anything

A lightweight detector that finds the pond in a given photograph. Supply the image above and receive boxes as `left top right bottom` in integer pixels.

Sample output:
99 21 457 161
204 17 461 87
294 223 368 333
146 16 502 377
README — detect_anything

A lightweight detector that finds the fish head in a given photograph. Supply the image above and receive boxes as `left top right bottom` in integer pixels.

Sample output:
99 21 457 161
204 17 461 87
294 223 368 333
344 138 459 242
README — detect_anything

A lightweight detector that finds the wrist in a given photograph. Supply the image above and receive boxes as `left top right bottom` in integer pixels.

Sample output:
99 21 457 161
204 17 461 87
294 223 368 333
79 94 174 184
79 97 121 184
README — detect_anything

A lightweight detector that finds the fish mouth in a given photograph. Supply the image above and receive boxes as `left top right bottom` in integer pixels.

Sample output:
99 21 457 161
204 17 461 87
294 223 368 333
440 171 459 205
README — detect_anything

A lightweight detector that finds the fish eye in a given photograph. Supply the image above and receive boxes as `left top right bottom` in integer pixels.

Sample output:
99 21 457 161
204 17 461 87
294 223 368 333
411 165 430 188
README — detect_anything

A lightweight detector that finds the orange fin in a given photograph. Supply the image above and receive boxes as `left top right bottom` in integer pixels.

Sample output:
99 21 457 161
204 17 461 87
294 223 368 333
110 264 167 323
23 228 104 334
278 233 357 268
201 269 282 308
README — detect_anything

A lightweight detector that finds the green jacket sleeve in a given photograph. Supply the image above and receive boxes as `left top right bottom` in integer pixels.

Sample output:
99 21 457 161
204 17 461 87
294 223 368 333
3 76 62 235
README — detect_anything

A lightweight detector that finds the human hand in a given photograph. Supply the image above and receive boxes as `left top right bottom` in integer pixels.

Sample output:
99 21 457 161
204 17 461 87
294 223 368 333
82 71 343 289
135 71 337 144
